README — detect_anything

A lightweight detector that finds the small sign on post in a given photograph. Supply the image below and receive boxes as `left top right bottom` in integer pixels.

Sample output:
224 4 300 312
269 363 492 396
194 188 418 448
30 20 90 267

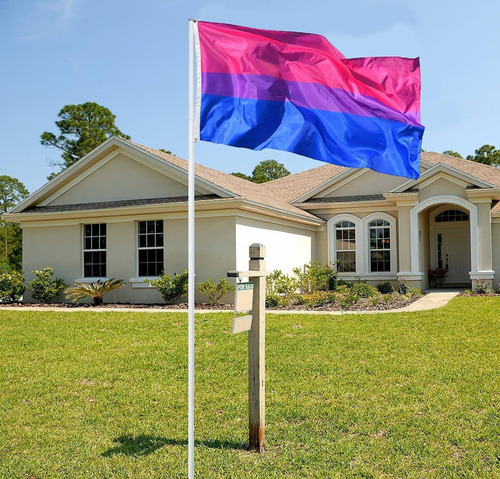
228 244 268 452
235 282 254 312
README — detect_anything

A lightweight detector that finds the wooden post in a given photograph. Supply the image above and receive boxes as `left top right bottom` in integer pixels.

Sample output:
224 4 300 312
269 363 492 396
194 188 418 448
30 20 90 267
248 243 266 452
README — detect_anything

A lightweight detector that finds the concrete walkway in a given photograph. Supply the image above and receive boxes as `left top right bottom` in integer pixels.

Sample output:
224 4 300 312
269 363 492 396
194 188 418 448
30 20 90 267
0 289 461 315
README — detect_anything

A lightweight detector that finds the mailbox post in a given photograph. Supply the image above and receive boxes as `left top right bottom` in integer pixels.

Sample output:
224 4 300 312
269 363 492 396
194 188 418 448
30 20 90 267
228 243 268 452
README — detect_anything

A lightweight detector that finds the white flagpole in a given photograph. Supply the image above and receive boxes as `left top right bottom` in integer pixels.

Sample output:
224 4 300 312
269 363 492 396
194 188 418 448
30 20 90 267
187 18 196 479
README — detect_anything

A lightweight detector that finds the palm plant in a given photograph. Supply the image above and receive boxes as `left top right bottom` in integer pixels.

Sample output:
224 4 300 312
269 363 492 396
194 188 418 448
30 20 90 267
64 278 125 305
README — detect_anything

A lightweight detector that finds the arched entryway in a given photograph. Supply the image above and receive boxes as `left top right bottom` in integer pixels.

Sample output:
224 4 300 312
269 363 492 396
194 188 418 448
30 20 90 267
410 195 479 288
429 206 471 285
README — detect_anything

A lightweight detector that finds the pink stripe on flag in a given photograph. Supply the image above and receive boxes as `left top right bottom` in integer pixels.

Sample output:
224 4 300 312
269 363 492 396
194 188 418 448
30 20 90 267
198 21 421 118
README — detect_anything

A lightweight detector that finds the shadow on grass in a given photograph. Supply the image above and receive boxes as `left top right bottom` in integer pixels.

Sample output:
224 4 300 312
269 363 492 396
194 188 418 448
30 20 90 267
102 434 247 457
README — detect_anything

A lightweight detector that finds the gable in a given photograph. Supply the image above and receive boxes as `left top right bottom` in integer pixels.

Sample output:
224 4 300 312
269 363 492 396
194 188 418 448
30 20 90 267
311 169 407 200
42 152 212 207
418 177 468 202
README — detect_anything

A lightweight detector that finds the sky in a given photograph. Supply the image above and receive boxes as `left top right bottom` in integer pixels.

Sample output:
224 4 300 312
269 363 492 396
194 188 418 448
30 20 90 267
1 0 499 194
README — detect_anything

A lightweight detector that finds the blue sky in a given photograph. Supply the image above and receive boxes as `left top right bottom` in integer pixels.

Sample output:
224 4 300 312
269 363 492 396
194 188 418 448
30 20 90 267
1 0 499 194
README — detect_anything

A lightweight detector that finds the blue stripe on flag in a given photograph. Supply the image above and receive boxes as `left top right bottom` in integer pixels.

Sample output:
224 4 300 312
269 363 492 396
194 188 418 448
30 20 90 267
200 94 423 179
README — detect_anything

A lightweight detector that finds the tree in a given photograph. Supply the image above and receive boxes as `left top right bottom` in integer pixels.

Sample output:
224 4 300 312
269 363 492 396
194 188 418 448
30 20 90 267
41 102 130 176
0 176 29 271
442 150 463 158
231 160 290 183
466 144 500 167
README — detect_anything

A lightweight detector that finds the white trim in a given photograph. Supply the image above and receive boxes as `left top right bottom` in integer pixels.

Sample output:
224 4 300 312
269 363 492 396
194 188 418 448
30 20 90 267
129 277 159 288
327 214 362 274
410 195 479 274
74 277 110 283
362 212 397 275
390 163 496 193
469 271 495 280
396 271 425 280
327 212 397 278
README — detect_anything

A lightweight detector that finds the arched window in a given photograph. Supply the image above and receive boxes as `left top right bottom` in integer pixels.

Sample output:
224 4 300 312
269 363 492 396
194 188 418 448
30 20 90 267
369 219 391 272
335 221 356 272
435 209 469 222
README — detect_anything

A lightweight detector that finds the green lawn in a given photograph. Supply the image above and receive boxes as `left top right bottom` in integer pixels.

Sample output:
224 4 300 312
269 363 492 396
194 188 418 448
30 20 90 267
0 297 498 478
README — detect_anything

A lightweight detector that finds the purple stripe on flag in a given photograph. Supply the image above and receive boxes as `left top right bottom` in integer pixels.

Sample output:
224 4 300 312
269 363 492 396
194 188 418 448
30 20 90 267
202 72 420 127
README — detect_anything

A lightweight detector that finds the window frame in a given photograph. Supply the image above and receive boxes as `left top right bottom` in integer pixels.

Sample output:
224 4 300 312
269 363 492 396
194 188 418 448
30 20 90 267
82 223 107 279
327 214 363 277
137 219 165 278
362 213 397 276
334 220 357 273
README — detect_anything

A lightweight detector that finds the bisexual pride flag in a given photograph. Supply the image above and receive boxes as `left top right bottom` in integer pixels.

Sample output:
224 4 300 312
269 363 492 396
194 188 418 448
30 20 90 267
194 21 424 179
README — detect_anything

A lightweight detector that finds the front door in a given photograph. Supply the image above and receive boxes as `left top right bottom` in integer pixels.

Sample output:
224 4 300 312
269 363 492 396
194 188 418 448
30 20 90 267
435 226 470 285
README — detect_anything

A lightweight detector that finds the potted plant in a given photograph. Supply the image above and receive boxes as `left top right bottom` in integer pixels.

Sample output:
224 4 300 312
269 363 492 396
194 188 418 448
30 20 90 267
428 267 448 288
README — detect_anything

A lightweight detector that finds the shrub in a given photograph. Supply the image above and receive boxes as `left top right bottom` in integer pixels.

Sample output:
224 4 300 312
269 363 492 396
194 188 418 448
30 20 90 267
198 277 235 306
377 281 394 294
296 291 336 308
266 270 297 297
407 287 423 298
398 279 410 295
29 267 66 303
265 294 280 308
293 261 337 294
0 271 26 302
474 280 492 295
382 294 392 303
64 278 125 305
339 292 359 309
350 281 377 298
146 270 188 304
371 296 381 306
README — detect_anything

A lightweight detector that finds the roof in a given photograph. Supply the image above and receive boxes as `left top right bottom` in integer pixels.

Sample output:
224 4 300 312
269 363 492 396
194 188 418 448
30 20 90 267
19 195 220 214
420 151 500 187
130 141 320 220
263 151 500 209
263 163 347 202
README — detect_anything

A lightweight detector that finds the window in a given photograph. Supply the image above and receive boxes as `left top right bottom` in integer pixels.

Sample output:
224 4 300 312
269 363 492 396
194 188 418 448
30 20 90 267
83 224 106 277
335 221 356 272
435 209 469 222
369 219 391 272
138 220 164 276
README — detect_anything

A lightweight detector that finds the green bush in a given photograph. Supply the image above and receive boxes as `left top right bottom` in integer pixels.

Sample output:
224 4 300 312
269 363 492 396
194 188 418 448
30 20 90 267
398 279 410 295
293 261 337 294
407 287 423 298
350 281 377 298
0 271 26 302
64 278 125 305
29 267 66 303
265 294 280 308
339 292 359 309
474 280 492 294
296 291 336 308
198 277 234 306
146 270 189 304
266 269 297 297
377 282 394 294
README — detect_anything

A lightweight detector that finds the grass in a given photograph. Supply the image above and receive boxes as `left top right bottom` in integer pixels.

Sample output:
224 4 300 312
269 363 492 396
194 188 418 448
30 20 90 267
0 297 498 478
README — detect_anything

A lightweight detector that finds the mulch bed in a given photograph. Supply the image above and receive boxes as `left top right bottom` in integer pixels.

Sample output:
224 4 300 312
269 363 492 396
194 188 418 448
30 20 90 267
1 293 423 312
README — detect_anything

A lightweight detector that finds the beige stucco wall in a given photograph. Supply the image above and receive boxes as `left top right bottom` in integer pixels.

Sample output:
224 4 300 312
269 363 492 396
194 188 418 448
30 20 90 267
235 216 316 275
418 179 466 203
492 222 500 288
22 214 237 303
48 153 209 206
316 170 404 198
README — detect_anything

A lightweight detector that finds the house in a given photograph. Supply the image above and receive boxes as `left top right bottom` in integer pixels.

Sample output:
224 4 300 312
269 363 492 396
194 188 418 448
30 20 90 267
5 136 500 302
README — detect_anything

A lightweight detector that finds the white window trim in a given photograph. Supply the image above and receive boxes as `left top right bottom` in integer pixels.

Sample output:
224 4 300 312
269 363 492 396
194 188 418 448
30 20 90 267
136 219 166 278
363 212 397 277
327 214 363 276
81 223 107 279
328 212 397 279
